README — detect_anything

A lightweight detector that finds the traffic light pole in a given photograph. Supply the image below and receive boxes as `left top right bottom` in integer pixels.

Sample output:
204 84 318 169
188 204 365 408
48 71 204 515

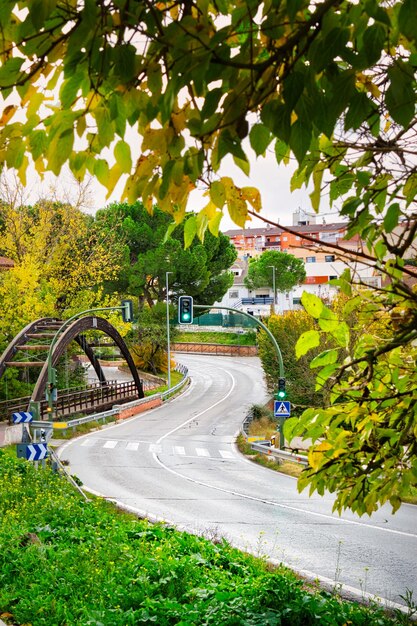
193 305 284 377
194 304 286 448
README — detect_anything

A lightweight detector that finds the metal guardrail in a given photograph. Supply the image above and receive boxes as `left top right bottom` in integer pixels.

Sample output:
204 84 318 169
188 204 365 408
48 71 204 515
51 366 190 432
250 440 308 466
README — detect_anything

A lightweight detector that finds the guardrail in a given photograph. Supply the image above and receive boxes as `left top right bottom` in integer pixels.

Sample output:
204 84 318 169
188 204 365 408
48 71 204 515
250 440 308 466
49 366 190 433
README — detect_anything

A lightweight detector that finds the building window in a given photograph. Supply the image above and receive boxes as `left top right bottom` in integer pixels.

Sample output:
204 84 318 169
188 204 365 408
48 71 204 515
329 275 338 280
282 236 288 241
306 256 316 263
325 255 335 262
229 290 239 298
292 298 302 305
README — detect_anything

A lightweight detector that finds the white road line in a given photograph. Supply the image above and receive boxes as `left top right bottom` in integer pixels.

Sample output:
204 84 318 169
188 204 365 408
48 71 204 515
80 439 96 447
219 450 234 459
174 446 185 455
149 444 162 453
196 448 210 457
103 440 118 449
126 442 140 451
156 367 236 444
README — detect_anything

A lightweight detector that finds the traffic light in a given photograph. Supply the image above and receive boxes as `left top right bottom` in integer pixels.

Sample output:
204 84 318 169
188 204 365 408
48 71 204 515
121 299 133 322
178 295 193 324
276 377 286 399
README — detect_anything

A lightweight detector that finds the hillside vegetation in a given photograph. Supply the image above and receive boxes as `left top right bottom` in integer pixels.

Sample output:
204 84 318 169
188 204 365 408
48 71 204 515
0 450 407 626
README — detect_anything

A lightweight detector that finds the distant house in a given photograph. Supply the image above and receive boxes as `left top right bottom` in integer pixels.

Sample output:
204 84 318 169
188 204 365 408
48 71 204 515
218 213 381 316
0 256 14 270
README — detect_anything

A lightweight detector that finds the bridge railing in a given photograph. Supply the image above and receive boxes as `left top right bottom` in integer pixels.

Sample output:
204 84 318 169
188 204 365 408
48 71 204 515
0 378 157 421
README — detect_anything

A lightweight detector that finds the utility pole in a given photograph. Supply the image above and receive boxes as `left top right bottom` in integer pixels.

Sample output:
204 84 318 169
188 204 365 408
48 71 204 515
166 271 173 389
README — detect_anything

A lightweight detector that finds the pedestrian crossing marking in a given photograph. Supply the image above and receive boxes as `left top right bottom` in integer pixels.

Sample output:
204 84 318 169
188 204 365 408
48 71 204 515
219 450 234 459
103 440 118 449
196 447 210 457
80 439 96 447
126 442 140 451
80 439 236 461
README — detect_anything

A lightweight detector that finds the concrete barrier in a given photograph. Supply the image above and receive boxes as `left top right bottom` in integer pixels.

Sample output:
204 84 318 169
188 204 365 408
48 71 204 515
116 396 162 420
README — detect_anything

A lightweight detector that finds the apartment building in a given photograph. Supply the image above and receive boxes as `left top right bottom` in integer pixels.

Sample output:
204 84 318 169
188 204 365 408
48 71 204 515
218 214 380 316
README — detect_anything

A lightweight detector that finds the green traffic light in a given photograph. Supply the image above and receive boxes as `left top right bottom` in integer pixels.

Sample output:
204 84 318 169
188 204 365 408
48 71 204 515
277 390 286 399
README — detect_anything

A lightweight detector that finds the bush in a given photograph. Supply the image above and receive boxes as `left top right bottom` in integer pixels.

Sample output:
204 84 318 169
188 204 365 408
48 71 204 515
0 449 404 626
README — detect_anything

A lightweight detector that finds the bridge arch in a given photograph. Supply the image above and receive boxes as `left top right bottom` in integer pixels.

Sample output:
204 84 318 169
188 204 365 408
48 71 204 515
30 316 144 403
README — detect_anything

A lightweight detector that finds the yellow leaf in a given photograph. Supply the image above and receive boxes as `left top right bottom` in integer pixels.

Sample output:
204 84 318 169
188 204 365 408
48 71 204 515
241 186 262 212
0 104 17 125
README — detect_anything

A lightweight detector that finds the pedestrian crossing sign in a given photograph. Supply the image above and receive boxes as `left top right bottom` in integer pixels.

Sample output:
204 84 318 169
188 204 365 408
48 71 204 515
274 400 291 417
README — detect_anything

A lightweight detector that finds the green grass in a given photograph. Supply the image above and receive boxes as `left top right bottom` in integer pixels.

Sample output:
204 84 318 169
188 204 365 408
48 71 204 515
0 449 409 626
175 330 257 346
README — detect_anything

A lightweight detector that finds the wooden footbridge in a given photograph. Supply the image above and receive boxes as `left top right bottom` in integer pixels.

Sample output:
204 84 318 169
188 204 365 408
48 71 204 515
0 316 145 421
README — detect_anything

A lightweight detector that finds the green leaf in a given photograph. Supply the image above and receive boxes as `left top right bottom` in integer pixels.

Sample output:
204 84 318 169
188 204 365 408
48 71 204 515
403 174 417 206
386 62 415 127
289 120 311 164
249 124 271 156
210 181 226 209
383 203 400 234
114 140 132 174
208 211 223 237
163 222 178 243
47 127 74 175
398 0 417 43
301 292 324 319
184 215 197 249
330 321 349 348
94 159 110 186
296 329 320 359
310 349 339 369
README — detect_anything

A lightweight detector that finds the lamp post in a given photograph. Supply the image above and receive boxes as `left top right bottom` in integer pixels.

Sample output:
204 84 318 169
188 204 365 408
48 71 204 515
166 271 173 390
268 265 276 314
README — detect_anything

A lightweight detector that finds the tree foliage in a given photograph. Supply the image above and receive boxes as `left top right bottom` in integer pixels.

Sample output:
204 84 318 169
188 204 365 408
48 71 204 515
95 202 237 308
285 289 417 516
258 311 329 409
0 1 414 236
2 1 417 513
244 250 306 293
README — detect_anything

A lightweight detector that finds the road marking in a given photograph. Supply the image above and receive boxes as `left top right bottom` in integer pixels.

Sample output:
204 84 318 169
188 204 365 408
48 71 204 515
103 440 118 449
149 444 162 453
219 450 234 459
80 439 96 447
174 446 185 455
196 447 210 457
156 367 236 445
126 442 140 451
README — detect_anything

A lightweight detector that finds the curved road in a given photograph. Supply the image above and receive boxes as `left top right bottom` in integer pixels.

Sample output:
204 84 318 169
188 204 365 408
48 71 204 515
59 354 417 608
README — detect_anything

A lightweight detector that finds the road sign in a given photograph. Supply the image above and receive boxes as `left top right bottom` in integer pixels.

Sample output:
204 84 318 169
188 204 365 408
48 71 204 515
16 443 48 461
12 411 33 424
274 400 291 417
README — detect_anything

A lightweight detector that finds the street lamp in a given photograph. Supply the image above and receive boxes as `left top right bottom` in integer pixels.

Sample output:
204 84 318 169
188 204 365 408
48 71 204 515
166 271 173 389
268 265 276 313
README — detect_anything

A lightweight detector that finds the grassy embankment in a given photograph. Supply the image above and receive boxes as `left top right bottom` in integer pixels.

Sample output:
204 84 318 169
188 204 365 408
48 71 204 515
175 331 257 345
0 447 409 626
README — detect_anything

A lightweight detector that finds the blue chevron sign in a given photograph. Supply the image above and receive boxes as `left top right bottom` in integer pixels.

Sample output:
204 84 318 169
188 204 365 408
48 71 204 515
16 443 48 461
12 411 33 424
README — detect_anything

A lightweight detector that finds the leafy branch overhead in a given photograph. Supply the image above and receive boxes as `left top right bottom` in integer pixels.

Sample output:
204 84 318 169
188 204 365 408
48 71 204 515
0 0 416 239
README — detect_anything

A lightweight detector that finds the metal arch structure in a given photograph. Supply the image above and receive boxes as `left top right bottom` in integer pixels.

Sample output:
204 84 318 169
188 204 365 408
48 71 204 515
0 317 107 385
0 317 59 379
31 316 144 403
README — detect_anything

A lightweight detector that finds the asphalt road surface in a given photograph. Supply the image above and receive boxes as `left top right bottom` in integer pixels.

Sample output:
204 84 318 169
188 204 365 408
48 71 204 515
59 354 417 608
